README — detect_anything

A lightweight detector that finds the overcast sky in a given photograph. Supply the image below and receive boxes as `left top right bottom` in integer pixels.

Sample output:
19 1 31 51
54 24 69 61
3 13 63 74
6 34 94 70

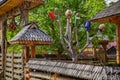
105 0 118 5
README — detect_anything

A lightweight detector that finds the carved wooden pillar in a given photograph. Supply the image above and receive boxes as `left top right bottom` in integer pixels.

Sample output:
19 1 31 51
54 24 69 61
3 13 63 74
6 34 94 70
0 17 7 79
116 22 120 64
21 6 29 80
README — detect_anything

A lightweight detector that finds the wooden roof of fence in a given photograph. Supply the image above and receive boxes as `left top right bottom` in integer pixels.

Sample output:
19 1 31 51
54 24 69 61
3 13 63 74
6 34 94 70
10 22 53 45
0 0 45 16
90 1 120 23
25 59 120 80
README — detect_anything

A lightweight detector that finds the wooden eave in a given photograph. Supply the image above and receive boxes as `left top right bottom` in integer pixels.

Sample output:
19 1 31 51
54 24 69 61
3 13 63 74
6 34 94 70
0 0 24 16
90 1 120 23
10 40 52 46
0 0 44 17
91 14 120 23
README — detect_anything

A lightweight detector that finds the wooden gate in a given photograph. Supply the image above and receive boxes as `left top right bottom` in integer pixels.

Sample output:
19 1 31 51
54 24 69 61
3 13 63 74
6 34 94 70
5 53 24 80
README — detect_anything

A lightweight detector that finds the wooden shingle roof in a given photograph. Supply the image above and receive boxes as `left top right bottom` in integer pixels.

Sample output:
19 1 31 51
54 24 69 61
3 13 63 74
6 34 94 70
25 59 120 80
91 1 120 22
10 22 53 45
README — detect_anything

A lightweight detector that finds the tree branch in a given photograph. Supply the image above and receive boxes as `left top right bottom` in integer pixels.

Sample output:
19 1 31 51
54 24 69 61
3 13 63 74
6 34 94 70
78 30 100 56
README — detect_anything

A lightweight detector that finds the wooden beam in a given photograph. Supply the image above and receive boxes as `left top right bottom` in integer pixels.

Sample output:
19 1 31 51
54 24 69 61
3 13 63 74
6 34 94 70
0 0 44 18
0 16 7 79
116 22 120 64
31 45 36 58
10 40 52 45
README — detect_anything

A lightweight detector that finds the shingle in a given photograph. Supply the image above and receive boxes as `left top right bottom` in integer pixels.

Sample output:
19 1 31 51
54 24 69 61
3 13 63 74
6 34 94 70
10 22 53 44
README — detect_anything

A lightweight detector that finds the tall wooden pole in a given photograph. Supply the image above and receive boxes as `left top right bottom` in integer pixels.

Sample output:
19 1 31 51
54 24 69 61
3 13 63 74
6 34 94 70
116 22 120 64
21 5 29 80
0 17 7 79
101 43 108 64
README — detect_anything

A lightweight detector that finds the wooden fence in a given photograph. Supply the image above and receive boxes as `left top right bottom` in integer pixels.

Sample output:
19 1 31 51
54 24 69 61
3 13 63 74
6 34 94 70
6 53 24 80
26 59 120 80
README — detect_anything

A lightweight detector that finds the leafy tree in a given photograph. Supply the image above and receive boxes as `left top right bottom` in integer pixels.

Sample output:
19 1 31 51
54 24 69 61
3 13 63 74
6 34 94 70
7 0 116 61
29 0 108 60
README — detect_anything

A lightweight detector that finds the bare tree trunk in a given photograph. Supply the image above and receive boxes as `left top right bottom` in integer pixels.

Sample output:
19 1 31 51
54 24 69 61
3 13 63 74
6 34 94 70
57 15 69 52
57 15 76 62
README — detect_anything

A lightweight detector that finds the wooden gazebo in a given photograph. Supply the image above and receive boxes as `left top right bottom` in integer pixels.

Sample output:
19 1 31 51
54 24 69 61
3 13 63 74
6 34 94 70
10 22 53 62
90 1 120 64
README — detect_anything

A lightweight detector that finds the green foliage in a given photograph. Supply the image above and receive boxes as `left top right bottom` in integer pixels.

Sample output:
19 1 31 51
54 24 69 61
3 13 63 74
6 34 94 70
28 0 107 54
6 0 116 54
7 24 22 53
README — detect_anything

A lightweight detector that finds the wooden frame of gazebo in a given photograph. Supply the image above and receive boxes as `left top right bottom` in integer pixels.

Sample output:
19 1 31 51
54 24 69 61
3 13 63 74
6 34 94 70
91 1 120 64
10 22 53 62
0 0 45 79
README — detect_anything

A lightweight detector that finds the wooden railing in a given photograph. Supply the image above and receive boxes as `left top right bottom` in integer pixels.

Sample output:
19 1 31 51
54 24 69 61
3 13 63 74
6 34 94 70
26 59 120 80
5 53 24 80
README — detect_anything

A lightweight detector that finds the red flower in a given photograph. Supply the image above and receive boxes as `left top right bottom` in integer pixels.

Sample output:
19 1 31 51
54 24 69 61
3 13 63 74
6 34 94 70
48 12 55 20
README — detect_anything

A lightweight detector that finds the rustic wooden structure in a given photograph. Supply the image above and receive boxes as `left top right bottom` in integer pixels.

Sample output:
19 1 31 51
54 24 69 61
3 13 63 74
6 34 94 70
25 59 120 80
10 22 53 79
10 22 53 62
0 0 44 17
0 0 45 79
90 1 120 64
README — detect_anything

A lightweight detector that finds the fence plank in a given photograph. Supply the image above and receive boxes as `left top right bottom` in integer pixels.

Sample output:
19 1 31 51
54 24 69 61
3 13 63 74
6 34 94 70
30 72 52 79
5 53 23 79
30 78 42 80
6 77 12 80
14 59 23 63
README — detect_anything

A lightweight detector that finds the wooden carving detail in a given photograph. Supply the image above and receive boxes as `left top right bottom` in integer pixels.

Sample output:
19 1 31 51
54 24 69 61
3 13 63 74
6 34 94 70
8 17 17 31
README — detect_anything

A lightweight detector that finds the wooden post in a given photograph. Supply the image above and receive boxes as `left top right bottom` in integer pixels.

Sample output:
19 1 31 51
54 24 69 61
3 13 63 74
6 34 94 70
23 46 30 63
20 7 29 80
12 53 14 80
0 17 7 79
116 23 120 64
26 69 31 80
101 43 108 64
93 47 96 58
53 73 58 80
31 45 36 58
